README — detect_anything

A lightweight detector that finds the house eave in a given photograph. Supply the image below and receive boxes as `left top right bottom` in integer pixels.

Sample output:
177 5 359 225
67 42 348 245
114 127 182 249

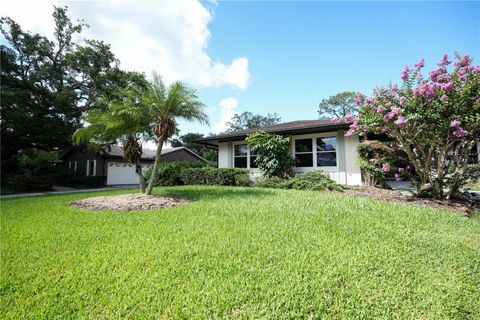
195 123 351 146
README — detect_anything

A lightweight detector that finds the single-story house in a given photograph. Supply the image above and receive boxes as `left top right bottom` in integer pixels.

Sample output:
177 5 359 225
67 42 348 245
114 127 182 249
197 120 480 187
60 145 208 185
196 120 363 186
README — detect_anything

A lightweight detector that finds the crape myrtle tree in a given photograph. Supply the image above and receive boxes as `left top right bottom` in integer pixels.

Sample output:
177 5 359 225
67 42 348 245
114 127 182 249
340 53 480 199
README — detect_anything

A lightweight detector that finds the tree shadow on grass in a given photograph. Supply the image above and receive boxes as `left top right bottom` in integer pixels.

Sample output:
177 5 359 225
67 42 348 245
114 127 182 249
154 186 274 202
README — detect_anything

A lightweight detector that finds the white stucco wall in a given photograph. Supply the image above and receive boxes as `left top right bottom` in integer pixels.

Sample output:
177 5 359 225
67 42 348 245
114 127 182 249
344 135 362 186
218 142 229 168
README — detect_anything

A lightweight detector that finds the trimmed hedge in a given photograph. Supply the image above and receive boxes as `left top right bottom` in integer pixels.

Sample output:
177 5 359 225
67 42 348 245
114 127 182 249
52 169 106 187
254 170 344 191
180 167 250 186
9 175 53 192
143 161 210 186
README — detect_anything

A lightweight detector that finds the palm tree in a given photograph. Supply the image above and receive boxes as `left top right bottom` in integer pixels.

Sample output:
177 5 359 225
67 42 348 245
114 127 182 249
73 92 151 192
141 73 209 194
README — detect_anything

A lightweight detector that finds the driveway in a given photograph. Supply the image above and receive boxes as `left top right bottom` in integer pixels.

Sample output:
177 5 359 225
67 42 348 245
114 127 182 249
0 185 138 199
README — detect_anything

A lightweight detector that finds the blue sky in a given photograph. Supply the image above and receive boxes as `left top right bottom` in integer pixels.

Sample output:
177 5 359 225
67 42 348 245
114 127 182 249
184 1 479 135
2 0 479 138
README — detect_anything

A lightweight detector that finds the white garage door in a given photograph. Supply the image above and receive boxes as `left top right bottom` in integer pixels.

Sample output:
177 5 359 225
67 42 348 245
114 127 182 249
106 162 150 185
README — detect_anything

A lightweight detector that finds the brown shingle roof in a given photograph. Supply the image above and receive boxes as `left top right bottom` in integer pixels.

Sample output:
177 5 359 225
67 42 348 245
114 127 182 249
196 119 350 144
103 146 186 160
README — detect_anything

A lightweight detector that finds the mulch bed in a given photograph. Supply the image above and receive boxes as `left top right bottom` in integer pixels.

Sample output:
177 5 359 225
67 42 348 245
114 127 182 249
71 193 190 212
343 187 476 216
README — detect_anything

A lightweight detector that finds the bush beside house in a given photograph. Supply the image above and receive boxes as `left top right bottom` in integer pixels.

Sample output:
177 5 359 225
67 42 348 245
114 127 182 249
51 169 106 188
143 161 210 186
255 171 344 191
8 175 54 192
180 167 250 186
356 140 412 186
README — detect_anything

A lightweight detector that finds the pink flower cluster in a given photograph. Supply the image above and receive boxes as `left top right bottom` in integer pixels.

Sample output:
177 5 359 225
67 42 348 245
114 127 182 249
401 65 410 81
450 120 461 128
354 93 365 106
441 81 454 91
453 128 469 138
382 163 390 172
345 119 360 137
413 82 437 100
394 116 407 128
346 53 479 139
449 120 469 138
414 58 425 70
438 54 450 67
344 114 355 122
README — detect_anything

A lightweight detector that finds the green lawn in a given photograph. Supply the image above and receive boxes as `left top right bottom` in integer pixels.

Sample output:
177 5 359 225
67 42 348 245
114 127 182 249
1 186 480 319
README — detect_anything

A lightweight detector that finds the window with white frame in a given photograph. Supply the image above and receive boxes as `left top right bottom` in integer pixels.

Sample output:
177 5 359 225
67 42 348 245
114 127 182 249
234 144 248 168
294 136 337 168
294 139 313 167
86 160 96 176
233 144 257 169
68 161 78 171
316 136 337 167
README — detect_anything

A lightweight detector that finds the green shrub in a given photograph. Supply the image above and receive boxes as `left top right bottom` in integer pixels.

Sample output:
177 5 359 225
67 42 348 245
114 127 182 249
81 176 106 187
246 131 296 178
52 169 85 186
463 164 480 182
234 173 253 187
143 161 210 186
9 175 53 192
52 170 106 187
283 171 344 191
254 170 343 191
180 167 250 186
254 176 288 189
18 148 59 174
356 140 412 186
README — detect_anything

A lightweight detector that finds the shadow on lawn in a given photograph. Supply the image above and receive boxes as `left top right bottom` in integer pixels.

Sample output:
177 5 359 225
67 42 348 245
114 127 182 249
155 186 274 202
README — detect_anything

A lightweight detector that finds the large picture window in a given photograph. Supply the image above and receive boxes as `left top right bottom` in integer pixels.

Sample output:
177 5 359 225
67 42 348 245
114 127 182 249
316 136 337 167
294 139 313 167
294 136 337 168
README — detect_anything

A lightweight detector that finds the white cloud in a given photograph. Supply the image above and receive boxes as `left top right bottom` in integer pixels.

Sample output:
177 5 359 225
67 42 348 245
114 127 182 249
1 0 250 90
214 97 238 133
142 140 170 151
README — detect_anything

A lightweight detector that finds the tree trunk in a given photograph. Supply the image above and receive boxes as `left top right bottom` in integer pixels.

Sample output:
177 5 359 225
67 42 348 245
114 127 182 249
145 136 164 195
136 162 146 193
